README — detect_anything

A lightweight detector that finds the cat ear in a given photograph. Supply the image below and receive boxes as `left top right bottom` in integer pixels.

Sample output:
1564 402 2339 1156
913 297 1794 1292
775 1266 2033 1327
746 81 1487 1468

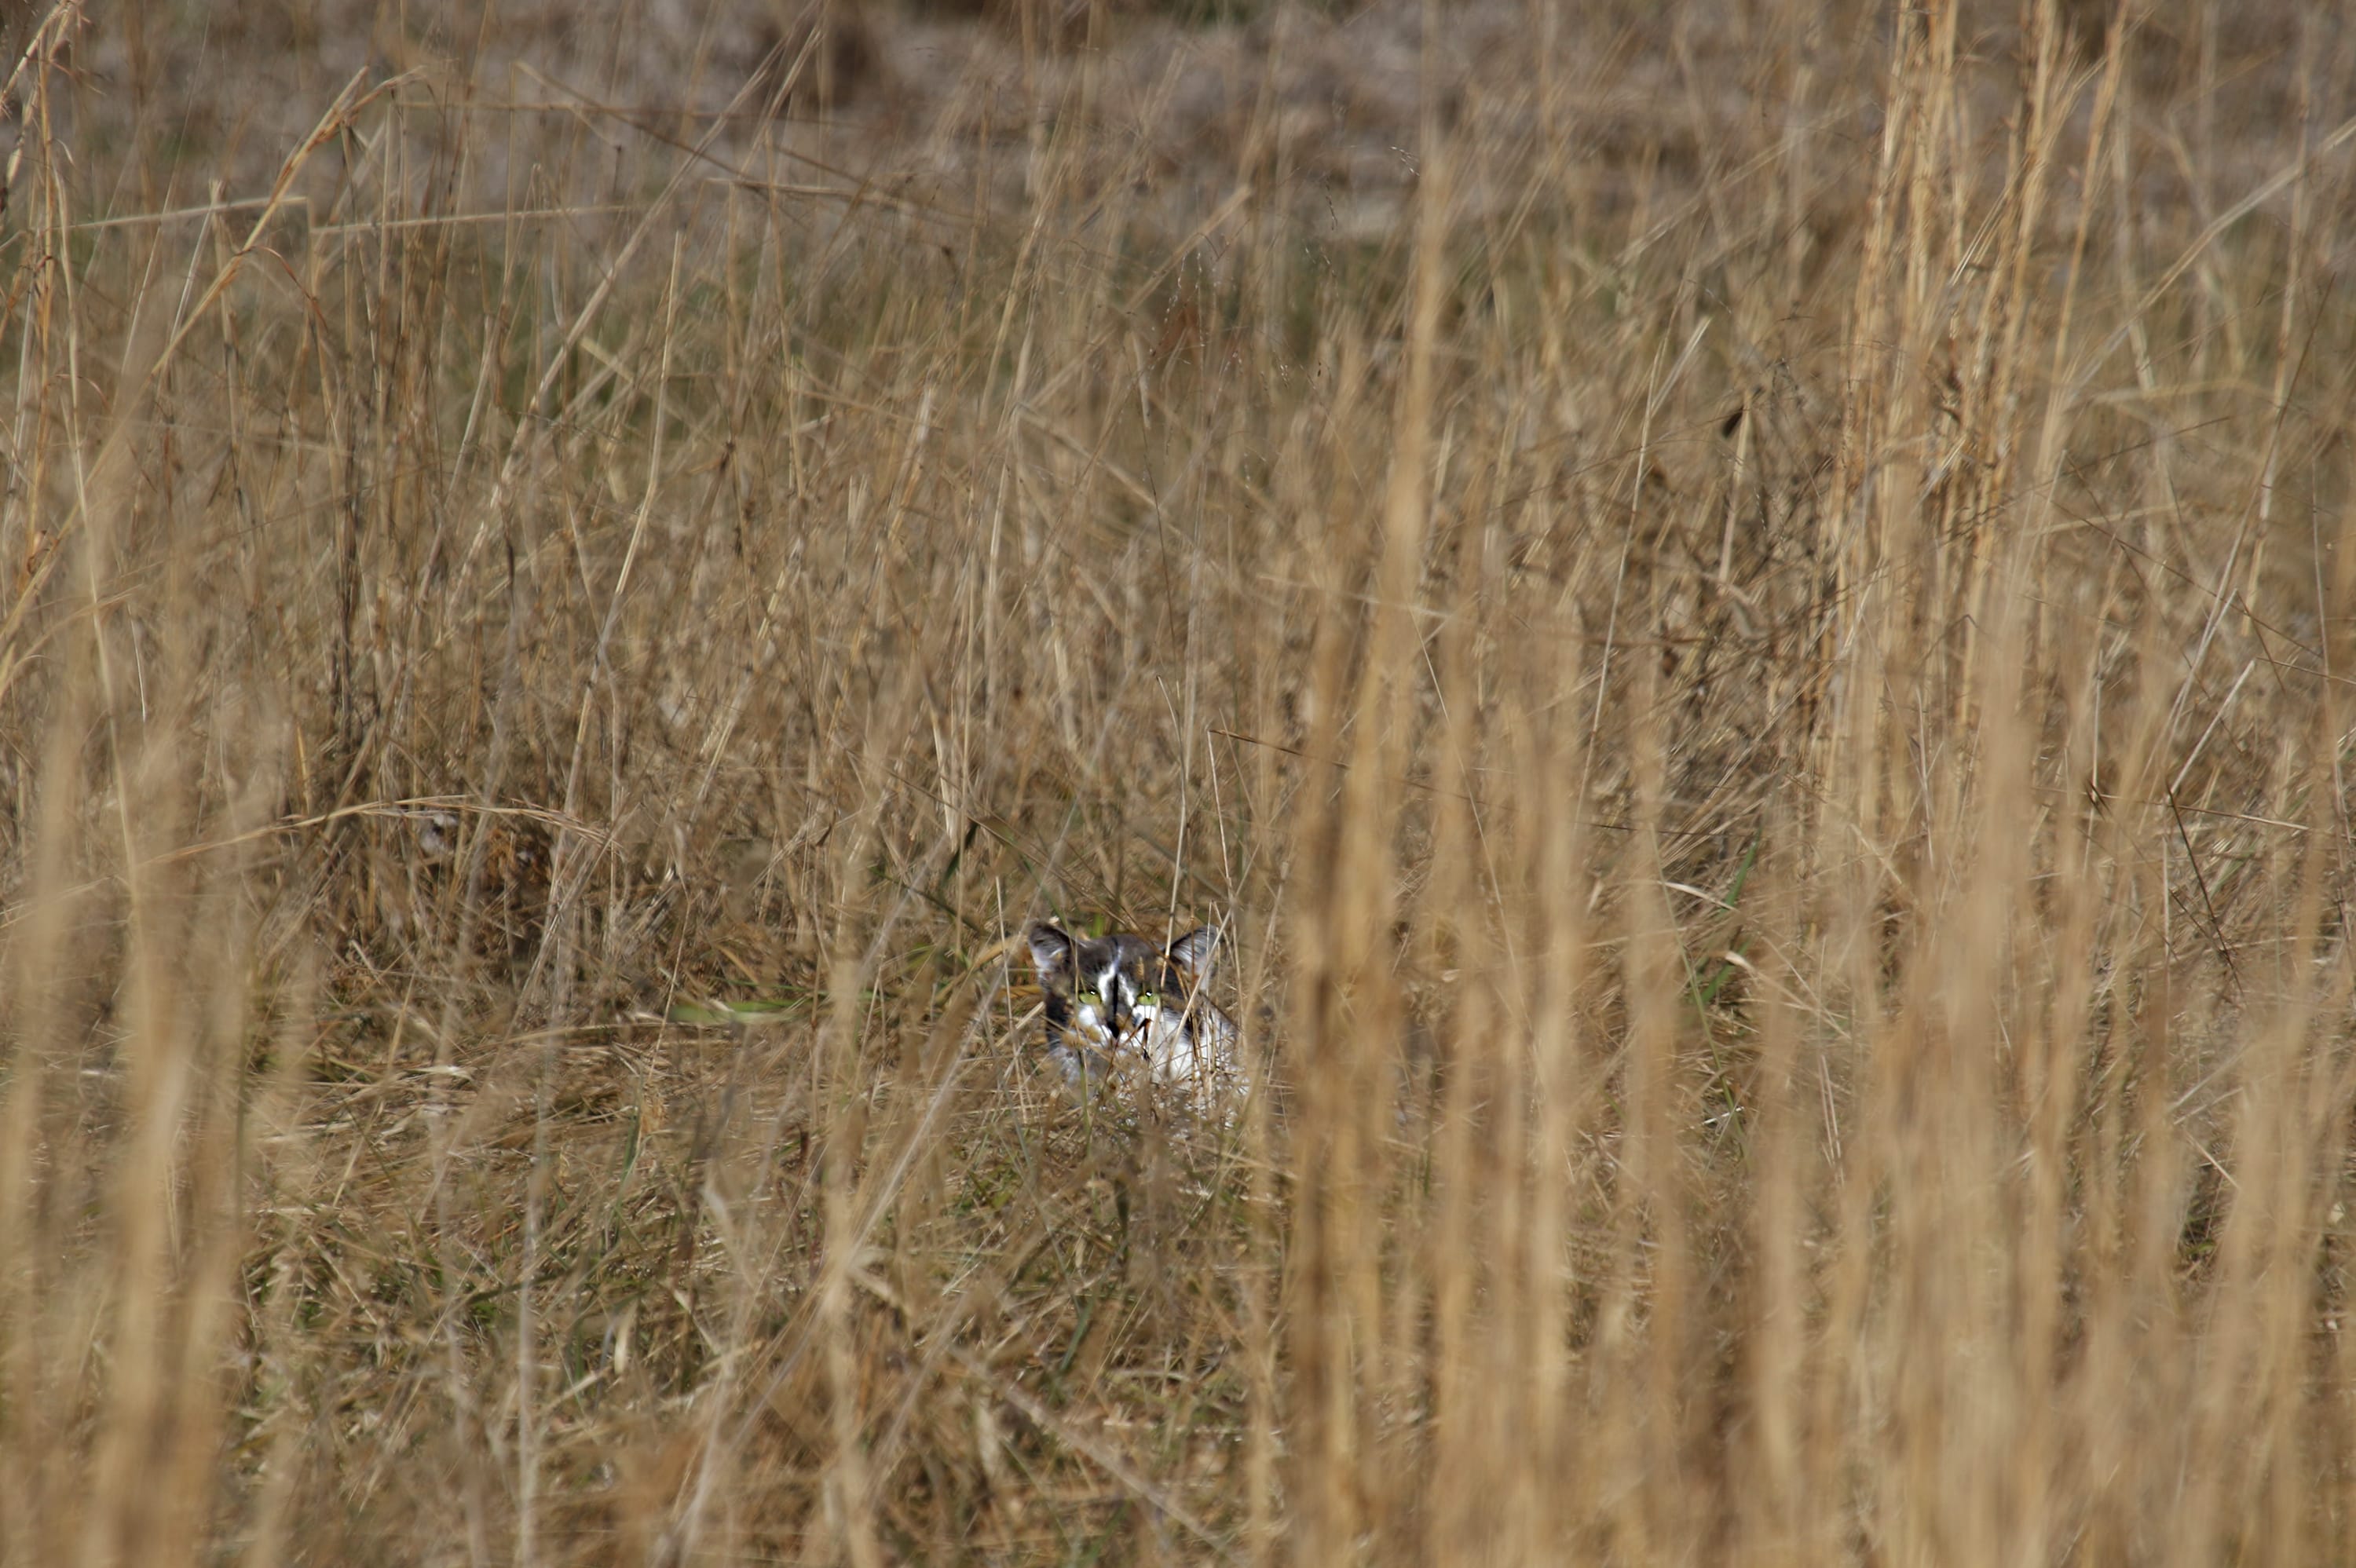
1026 922 1076 982
1166 927 1219 978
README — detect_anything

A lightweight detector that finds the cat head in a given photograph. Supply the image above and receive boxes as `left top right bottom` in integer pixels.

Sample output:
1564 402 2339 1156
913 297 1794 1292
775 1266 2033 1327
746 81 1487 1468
1025 920 1220 1052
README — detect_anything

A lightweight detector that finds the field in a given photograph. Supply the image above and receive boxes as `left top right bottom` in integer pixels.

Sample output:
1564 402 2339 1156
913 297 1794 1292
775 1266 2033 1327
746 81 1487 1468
4 0 2355 1561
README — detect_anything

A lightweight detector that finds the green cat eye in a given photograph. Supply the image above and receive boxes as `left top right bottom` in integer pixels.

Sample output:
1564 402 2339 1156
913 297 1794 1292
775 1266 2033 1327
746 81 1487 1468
1137 991 1158 1007
1077 988 1101 1005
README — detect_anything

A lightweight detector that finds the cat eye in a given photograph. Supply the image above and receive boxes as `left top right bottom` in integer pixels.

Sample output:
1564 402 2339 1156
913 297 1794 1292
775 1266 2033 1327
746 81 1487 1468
1077 988 1101 1005
1136 991 1158 1007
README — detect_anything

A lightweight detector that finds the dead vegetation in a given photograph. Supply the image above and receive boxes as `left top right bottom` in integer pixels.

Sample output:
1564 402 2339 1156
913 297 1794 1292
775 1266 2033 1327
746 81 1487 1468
3 0 2356 1562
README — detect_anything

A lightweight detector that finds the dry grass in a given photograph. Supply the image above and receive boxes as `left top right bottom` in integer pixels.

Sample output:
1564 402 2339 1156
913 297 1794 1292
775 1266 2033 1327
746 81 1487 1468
4 0 2356 1561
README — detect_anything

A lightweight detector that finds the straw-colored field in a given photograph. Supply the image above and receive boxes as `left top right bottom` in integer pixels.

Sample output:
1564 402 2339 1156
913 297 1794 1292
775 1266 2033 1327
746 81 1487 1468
4 0 2354 1561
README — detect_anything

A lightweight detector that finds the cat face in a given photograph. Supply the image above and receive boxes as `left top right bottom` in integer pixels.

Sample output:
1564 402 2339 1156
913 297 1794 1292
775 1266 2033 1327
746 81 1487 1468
1025 920 1237 1095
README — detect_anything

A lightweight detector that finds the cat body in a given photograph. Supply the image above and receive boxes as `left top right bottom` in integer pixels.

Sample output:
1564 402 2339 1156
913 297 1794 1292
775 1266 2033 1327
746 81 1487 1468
1025 921 1240 1108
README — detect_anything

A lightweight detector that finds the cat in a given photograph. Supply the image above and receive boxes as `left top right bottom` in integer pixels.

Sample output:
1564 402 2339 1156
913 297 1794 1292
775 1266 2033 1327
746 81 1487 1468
1024 919 1241 1109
